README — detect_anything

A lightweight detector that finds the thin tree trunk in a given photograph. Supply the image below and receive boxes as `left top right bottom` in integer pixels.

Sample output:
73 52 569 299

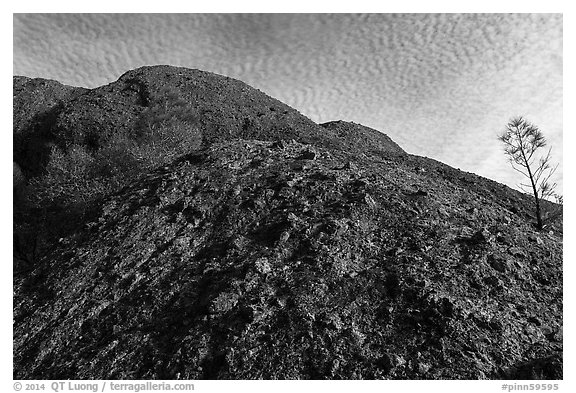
532 185 543 229
521 148 543 229
518 130 543 230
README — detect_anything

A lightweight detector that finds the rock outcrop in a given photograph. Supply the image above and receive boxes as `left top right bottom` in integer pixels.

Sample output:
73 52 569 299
13 66 404 181
13 66 562 380
320 120 405 155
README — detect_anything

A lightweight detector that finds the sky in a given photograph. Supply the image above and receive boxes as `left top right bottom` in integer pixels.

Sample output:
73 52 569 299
13 13 563 194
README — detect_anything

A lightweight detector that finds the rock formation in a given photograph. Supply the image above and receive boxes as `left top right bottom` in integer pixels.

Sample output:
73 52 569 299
13 66 562 380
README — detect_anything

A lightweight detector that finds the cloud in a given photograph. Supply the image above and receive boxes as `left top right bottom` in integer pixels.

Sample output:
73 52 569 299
13 13 563 193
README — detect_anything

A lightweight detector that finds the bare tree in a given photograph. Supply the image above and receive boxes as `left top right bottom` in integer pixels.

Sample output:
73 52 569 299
498 116 559 229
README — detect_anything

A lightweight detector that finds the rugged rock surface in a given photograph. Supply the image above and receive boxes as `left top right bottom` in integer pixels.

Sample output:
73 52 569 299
320 120 405 155
13 66 562 380
13 76 87 175
13 66 404 182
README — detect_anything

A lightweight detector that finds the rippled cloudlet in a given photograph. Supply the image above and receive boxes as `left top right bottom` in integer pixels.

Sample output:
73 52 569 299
13 13 563 193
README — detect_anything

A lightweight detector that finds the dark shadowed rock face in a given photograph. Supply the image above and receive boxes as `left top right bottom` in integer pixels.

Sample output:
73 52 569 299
13 77 87 175
13 66 561 380
13 76 87 136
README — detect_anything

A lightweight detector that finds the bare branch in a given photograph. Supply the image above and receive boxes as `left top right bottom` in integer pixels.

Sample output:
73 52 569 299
510 161 530 177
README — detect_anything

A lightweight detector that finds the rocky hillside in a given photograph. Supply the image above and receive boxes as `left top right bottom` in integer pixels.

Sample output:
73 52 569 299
13 66 562 380
13 66 404 182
